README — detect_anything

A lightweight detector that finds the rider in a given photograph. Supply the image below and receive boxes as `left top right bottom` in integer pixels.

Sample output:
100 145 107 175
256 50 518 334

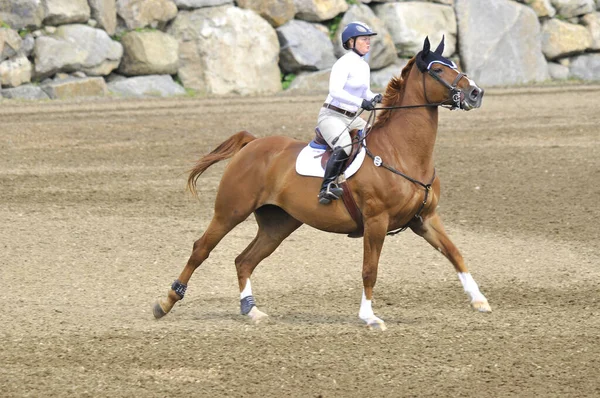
317 21 383 205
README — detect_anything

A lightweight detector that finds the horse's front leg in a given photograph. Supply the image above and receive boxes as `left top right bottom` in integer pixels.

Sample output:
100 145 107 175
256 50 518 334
411 213 491 312
359 216 389 331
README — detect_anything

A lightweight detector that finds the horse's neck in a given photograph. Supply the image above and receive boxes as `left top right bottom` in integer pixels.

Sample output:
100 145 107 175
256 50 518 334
372 83 439 180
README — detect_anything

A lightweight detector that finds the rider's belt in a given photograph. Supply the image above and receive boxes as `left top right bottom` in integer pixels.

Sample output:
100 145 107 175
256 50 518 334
322 103 356 118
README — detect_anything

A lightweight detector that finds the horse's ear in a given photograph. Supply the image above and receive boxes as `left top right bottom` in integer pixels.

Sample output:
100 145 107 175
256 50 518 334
422 36 431 57
435 35 445 55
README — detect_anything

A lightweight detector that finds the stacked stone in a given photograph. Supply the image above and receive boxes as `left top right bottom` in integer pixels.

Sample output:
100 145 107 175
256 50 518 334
0 0 599 100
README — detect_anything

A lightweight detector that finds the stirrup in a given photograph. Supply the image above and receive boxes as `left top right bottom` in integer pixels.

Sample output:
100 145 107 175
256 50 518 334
318 183 343 205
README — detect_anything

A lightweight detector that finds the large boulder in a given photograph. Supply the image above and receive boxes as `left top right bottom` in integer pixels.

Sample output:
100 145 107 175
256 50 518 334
1 83 50 99
455 0 549 86
108 74 186 97
43 0 91 26
0 0 45 30
516 0 556 17
89 0 117 35
277 20 336 74
580 12 600 51
541 18 592 60
116 0 178 29
551 0 595 18
569 53 600 80
34 24 123 78
286 69 330 92
0 54 32 87
41 76 108 99
0 27 22 62
118 30 179 76
333 4 397 71
293 0 348 22
168 5 281 95
374 1 457 57
237 0 295 27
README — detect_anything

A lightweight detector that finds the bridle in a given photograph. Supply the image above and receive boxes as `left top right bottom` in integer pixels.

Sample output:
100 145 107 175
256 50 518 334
354 65 469 234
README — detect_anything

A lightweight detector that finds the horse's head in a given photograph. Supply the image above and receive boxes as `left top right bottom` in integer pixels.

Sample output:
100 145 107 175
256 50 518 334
415 36 483 110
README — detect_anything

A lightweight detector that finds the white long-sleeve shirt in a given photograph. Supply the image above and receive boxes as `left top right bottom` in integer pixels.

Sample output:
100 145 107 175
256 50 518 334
324 51 376 113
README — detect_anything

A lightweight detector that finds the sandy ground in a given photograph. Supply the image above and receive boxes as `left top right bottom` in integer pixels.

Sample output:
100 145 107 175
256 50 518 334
1 83 599 397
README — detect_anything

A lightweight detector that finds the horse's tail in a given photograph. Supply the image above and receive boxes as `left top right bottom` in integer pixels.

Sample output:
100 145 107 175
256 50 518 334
187 130 257 197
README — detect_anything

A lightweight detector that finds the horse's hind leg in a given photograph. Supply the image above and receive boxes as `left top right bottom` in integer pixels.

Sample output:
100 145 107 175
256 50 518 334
235 205 302 323
153 212 247 319
410 213 492 312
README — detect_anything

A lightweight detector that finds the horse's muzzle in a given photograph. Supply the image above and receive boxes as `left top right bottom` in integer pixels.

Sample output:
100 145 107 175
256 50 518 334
462 85 484 110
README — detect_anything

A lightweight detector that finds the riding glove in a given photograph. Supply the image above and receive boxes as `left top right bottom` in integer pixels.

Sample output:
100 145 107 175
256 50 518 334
361 98 376 111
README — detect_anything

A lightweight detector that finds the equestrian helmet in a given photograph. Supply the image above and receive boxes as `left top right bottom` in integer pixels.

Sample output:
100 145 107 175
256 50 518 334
341 22 377 50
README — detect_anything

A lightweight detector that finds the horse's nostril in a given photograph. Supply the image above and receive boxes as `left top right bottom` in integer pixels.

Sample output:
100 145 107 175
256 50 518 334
470 89 479 99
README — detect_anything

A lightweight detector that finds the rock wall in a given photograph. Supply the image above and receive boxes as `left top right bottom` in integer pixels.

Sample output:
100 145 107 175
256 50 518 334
1 0 599 99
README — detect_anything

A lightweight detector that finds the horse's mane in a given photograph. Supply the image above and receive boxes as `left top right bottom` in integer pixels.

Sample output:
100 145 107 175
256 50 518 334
372 57 416 130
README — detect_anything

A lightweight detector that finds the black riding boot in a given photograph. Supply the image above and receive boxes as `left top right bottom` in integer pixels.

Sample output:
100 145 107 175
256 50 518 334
318 147 349 205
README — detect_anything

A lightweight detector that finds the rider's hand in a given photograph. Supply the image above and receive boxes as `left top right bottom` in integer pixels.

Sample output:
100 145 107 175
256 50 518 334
372 94 383 103
361 98 376 111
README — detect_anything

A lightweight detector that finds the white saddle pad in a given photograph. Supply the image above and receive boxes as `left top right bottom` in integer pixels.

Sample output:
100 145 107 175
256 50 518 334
295 140 366 178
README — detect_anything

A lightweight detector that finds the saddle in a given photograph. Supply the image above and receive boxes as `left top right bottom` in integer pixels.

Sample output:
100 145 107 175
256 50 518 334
313 127 364 170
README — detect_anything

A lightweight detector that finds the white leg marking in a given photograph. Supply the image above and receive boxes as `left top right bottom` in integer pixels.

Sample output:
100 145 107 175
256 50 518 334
457 272 491 312
358 291 387 330
240 278 252 299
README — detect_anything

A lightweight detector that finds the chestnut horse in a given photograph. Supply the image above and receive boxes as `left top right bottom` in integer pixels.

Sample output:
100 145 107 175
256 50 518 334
153 37 490 330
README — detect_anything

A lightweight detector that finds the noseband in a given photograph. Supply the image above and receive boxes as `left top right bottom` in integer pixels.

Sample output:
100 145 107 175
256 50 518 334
424 69 466 110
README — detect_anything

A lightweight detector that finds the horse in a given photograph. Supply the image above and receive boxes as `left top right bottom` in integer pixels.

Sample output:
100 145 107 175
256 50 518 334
153 36 490 330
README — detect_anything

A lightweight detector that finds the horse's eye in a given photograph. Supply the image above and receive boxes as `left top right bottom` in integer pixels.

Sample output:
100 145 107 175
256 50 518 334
432 68 443 74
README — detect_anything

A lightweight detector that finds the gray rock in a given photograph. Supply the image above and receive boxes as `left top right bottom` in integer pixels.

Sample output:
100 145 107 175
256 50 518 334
517 0 556 17
173 0 233 9
237 0 295 27
168 6 281 95
108 74 186 97
20 34 35 57
541 18 592 59
333 4 397 71
294 0 348 22
41 76 109 99
34 24 123 78
277 20 336 74
569 53 600 80
581 12 600 50
455 0 549 86
370 59 409 89
89 0 117 35
43 0 91 26
116 0 178 29
287 69 330 92
374 1 457 57
0 54 32 87
0 27 22 62
0 0 45 30
1 83 50 99
547 62 570 79
551 0 595 18
118 30 179 76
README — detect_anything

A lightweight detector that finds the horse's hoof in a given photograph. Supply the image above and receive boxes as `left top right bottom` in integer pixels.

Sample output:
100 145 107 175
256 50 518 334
472 300 492 313
365 318 387 331
248 306 269 324
153 301 168 319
